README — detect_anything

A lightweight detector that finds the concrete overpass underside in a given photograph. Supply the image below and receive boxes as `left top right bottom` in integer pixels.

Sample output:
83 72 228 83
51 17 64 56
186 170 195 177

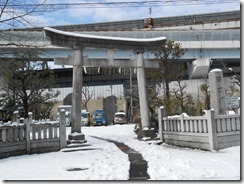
53 57 240 88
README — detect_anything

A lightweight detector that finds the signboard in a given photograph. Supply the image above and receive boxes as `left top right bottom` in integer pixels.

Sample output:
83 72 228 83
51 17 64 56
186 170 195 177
226 96 239 109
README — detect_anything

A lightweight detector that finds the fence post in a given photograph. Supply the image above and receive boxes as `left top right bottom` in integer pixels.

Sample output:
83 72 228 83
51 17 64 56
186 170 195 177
59 109 67 149
206 109 218 150
26 112 32 153
158 106 164 142
13 111 19 123
180 114 185 132
1 128 7 142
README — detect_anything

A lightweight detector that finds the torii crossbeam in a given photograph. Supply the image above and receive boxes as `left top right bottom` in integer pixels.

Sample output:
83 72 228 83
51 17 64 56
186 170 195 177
44 27 166 141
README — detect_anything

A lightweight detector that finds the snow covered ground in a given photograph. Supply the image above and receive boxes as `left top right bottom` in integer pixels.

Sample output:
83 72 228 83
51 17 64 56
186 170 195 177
0 124 240 181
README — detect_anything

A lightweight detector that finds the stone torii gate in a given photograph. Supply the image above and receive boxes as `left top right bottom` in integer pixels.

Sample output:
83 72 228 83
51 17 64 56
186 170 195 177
44 27 166 141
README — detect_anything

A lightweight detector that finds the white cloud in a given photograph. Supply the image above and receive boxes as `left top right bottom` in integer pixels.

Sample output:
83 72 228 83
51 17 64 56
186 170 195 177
67 7 150 23
0 0 240 28
47 1 240 26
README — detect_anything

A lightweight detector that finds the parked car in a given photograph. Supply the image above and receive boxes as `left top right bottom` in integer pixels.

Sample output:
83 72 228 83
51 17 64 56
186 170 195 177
93 109 107 126
113 112 127 125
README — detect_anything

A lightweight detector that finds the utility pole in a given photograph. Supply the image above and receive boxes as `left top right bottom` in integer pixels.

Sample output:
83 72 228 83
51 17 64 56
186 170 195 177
129 67 134 124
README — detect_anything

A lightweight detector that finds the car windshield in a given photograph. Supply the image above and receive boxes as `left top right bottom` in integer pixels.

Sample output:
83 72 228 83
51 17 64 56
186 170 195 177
94 113 103 118
82 114 88 118
115 114 125 118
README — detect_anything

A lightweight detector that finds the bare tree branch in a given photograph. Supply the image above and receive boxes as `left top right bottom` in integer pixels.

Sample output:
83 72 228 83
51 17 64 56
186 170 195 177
0 0 9 18
0 0 47 28
82 85 94 111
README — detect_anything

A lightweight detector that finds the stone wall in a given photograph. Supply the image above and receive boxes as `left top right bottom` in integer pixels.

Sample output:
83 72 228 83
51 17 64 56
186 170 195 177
158 107 240 151
0 112 66 159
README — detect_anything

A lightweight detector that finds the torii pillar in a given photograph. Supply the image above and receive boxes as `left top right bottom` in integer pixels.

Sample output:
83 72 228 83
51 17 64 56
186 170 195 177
68 46 85 141
135 51 150 129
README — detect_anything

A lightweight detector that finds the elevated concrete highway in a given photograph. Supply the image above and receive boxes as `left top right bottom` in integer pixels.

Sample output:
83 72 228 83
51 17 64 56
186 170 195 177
0 10 240 88
13 10 240 32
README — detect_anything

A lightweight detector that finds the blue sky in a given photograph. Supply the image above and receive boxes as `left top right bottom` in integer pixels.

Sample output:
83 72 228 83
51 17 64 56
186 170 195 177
36 0 240 27
0 0 241 29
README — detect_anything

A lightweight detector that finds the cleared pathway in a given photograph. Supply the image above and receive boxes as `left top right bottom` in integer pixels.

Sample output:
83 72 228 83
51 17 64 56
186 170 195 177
90 136 150 180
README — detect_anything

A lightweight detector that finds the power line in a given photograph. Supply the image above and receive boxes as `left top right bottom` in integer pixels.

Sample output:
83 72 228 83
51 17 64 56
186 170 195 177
0 0 238 12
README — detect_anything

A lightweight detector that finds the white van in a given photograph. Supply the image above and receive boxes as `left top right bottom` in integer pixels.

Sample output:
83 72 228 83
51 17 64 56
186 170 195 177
81 110 91 126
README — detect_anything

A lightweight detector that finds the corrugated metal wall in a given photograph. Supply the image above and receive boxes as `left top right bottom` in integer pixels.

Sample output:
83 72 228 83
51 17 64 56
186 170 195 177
167 77 232 97
48 77 238 102
53 84 124 101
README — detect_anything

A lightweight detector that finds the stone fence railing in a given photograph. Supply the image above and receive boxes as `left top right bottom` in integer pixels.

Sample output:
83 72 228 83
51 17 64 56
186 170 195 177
0 110 67 159
158 107 240 151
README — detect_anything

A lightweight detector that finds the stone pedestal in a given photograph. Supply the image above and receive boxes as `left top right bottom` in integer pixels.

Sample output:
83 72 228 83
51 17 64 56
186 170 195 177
67 132 86 144
137 129 156 140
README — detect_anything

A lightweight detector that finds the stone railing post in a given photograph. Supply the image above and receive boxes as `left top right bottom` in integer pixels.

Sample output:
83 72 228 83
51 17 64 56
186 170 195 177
59 109 67 149
158 106 165 142
206 109 218 150
13 111 19 123
26 112 32 153
180 114 185 132
1 128 7 142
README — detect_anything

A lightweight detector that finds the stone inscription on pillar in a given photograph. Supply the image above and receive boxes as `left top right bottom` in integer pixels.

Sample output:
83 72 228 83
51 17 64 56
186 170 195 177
208 69 226 115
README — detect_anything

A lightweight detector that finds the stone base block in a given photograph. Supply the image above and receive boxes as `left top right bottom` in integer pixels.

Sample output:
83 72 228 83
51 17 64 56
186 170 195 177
68 132 85 141
67 133 87 145
137 129 156 140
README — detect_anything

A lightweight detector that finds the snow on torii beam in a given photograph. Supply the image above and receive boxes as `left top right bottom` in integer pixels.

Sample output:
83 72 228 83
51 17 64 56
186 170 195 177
44 27 166 51
44 27 166 140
